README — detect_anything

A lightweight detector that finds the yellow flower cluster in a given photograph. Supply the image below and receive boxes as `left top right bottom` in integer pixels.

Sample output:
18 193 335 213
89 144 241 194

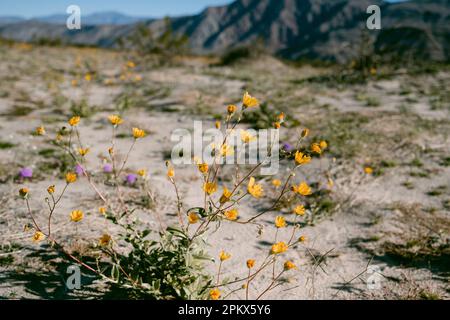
108 115 123 126
68 116 80 127
66 172 77 184
203 182 218 195
224 209 238 221
242 92 259 109
132 127 146 139
295 151 311 165
219 250 231 261
271 241 288 254
248 177 263 198
70 210 84 222
292 182 312 196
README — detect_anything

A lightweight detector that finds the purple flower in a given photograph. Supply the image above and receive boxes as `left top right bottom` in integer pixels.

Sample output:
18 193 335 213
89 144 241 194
75 164 84 176
19 167 33 179
103 164 113 173
125 174 137 185
282 143 293 152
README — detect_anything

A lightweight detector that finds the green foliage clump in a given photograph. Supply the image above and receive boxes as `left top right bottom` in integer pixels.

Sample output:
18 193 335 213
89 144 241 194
106 217 213 300
119 18 188 59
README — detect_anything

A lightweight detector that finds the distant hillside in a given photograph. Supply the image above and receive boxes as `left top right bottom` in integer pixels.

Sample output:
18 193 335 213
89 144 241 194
0 11 150 26
37 11 150 25
0 0 448 62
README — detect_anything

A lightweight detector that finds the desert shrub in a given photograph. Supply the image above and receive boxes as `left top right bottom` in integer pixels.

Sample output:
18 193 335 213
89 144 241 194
107 221 212 299
118 18 188 60
219 47 252 66
30 37 63 47
70 99 97 118
20 92 333 300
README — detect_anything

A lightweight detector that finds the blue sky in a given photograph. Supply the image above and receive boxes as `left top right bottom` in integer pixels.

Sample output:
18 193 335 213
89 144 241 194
0 0 407 18
0 0 234 18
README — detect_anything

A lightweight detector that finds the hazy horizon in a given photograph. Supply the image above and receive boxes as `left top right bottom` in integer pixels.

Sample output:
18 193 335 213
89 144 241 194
0 0 407 19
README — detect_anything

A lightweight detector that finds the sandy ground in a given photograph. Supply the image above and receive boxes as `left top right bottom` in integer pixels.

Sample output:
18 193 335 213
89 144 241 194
0 45 449 300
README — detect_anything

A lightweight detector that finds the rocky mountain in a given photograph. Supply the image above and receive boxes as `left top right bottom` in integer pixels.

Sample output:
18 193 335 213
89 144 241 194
0 0 448 62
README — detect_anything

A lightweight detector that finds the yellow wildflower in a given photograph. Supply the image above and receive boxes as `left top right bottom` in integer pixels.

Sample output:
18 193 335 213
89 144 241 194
167 167 175 178
65 172 77 184
240 130 256 144
132 127 146 139
203 182 218 195
273 122 281 129
242 91 259 108
36 126 46 136
220 187 232 204
47 185 55 195
68 116 80 127
84 73 92 82
248 177 263 198
311 143 322 154
319 140 328 150
126 61 136 68
292 182 312 196
298 235 306 243
78 148 90 157
227 104 237 114
198 163 209 174
275 216 286 228
32 231 45 243
224 209 238 221
19 188 29 198
284 261 297 271
272 179 281 188
301 128 309 138
188 212 200 224
70 210 84 222
271 241 288 254
99 207 107 215
364 167 373 174
99 234 111 246
246 259 255 269
293 205 306 216
210 288 221 300
215 120 221 129
219 250 231 261
294 151 311 165
220 144 234 157
108 115 123 126
137 169 147 177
